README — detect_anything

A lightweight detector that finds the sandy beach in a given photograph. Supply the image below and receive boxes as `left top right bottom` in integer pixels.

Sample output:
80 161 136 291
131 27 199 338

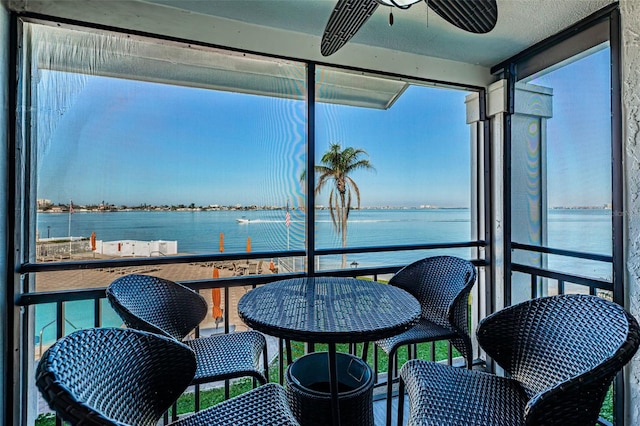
34 252 275 334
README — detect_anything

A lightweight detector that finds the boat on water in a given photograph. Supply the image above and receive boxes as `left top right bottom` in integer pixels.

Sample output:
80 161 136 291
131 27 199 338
236 217 250 224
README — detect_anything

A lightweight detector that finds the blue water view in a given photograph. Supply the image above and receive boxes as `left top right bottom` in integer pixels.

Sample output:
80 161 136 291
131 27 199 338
36 208 474 254
35 207 612 272
34 208 612 346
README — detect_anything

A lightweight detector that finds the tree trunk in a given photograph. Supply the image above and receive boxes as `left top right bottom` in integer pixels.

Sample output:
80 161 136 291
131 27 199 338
341 195 348 268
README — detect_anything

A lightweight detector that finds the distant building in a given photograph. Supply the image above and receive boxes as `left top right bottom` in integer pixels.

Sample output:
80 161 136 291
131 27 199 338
37 199 52 208
96 240 178 257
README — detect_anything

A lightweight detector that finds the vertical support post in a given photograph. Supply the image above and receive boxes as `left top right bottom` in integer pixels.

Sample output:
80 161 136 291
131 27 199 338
306 63 316 276
510 82 553 301
327 343 341 426
609 8 625 425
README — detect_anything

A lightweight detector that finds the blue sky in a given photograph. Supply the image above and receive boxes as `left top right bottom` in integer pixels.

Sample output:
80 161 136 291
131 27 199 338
37 48 611 209
37 72 470 208
528 47 612 208
316 85 470 207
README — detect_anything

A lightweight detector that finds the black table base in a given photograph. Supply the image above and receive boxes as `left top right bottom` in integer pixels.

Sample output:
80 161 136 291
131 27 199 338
286 351 374 426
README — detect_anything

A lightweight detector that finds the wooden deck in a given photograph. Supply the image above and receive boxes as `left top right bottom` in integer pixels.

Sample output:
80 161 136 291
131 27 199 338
373 391 408 426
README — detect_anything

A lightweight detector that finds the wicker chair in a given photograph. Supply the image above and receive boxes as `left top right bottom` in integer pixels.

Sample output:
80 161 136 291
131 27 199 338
36 327 299 426
106 274 268 387
374 255 476 426
398 294 640 426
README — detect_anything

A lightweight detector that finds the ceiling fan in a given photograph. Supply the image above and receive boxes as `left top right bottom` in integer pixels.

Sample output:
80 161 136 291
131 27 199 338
320 0 498 56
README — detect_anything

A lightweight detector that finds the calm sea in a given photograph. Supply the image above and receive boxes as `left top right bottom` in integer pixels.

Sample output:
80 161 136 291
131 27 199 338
34 208 612 345
37 208 473 253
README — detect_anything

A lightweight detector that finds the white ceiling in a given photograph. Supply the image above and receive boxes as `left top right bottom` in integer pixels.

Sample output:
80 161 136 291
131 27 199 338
7 0 616 84
142 0 615 67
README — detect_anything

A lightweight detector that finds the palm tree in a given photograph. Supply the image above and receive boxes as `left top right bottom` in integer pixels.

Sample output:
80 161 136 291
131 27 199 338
314 143 375 268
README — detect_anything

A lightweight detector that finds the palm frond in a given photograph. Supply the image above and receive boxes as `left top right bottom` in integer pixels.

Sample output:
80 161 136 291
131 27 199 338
346 176 361 208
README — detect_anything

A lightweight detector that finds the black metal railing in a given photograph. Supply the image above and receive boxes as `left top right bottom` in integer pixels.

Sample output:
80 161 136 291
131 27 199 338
511 242 613 297
18 242 486 424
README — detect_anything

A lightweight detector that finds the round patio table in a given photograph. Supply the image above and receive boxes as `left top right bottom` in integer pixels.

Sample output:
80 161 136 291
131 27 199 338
237 276 421 426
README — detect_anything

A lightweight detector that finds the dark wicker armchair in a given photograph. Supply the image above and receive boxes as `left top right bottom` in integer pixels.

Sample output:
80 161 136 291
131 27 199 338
106 274 268 387
36 327 299 426
398 294 640 426
374 255 476 426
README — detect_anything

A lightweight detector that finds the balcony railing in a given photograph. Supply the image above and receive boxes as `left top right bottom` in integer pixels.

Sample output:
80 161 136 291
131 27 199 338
19 241 486 425
23 239 617 426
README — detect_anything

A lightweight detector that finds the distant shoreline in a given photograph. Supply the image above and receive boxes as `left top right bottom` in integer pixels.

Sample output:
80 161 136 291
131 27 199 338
549 205 612 210
37 206 473 213
36 205 611 214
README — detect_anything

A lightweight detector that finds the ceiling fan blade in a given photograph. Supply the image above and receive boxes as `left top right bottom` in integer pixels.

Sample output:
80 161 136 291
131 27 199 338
321 0 380 56
427 0 498 34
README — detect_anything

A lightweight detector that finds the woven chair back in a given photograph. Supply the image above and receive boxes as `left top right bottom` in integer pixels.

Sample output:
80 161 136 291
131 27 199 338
107 274 208 341
36 327 196 426
389 256 476 332
477 294 640 425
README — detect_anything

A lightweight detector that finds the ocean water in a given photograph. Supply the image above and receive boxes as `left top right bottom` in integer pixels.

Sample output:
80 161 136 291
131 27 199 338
36 208 612 268
36 208 474 264
33 208 612 346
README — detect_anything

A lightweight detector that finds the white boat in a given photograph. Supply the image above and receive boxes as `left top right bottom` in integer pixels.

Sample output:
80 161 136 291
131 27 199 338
236 217 250 224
